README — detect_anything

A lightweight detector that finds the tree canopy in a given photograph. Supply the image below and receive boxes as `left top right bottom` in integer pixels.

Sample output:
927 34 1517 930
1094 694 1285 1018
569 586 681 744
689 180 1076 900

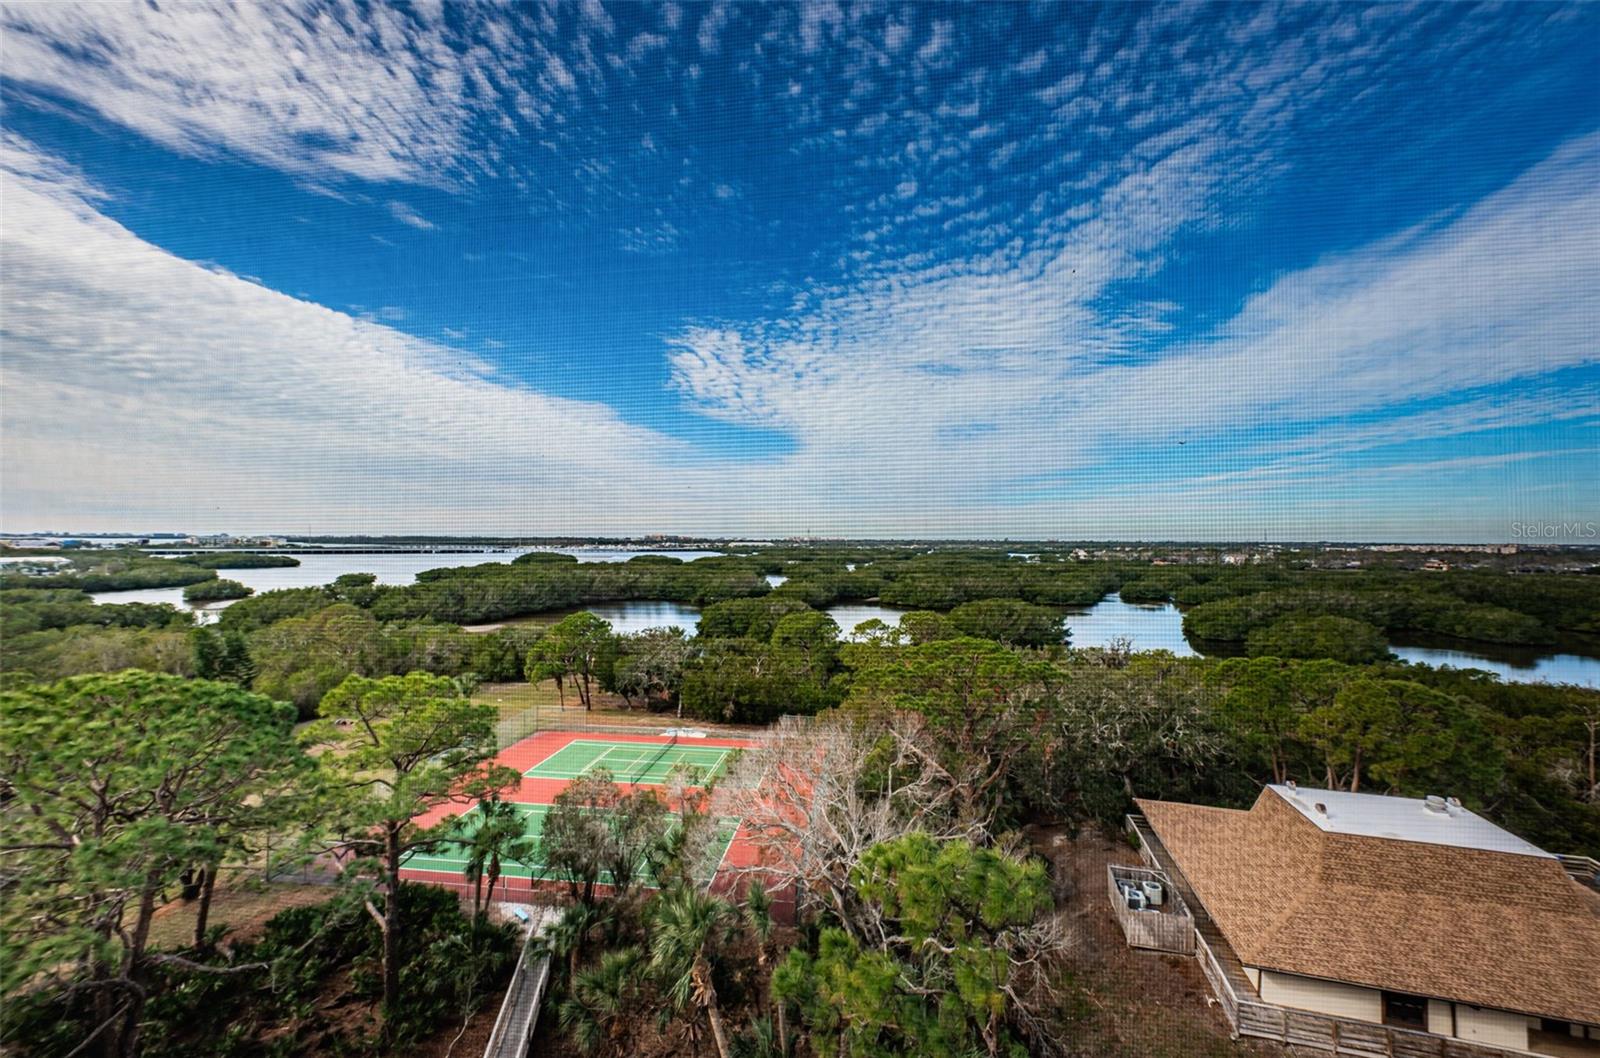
0 671 309 1058
309 672 518 1025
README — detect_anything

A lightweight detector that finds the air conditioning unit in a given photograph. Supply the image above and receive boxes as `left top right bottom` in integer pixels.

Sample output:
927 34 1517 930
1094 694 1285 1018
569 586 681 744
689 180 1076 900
1141 880 1165 906
1126 889 1146 911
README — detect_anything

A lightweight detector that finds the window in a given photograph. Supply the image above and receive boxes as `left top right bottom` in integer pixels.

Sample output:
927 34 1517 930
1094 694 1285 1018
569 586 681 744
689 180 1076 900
1382 992 1429 1031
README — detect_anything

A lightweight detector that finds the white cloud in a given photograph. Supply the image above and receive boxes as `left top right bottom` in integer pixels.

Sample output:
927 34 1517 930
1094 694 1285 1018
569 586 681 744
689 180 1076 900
0 138 705 532
883 19 910 54
697 3 732 56
797 1 843 55
0 3 477 185
666 133 1600 526
1 8 1594 539
917 20 953 65
387 200 436 231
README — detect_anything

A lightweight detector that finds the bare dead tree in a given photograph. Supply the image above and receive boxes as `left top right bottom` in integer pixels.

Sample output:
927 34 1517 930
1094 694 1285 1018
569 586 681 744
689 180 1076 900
713 713 979 942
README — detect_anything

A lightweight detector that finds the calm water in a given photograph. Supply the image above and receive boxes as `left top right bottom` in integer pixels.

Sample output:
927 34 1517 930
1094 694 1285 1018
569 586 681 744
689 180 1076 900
1388 641 1600 688
1061 594 1200 656
84 553 1600 686
465 600 703 636
826 603 909 638
87 549 722 617
823 596 1199 654
765 574 789 587
826 594 1597 687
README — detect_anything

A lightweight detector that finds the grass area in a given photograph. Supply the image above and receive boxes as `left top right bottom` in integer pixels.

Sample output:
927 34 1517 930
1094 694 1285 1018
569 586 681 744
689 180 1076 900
476 679 708 731
474 678 621 716
476 679 764 734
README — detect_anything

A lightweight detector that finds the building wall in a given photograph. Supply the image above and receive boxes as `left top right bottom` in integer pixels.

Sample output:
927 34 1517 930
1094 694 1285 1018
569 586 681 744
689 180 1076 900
1455 1005 1529 1050
1427 999 1453 1037
1257 971 1382 1023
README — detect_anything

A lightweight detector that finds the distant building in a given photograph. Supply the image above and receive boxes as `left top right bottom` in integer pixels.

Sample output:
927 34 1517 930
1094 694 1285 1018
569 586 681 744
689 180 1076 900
1422 558 1451 572
1131 785 1600 1056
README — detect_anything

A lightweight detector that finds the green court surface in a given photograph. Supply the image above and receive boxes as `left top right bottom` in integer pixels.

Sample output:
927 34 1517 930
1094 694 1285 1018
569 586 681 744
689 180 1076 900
402 801 739 886
525 738 736 785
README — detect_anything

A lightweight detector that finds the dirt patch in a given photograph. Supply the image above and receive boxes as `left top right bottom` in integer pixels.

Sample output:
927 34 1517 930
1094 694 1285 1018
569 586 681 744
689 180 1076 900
1028 825 1290 1058
411 995 504 1058
144 876 335 950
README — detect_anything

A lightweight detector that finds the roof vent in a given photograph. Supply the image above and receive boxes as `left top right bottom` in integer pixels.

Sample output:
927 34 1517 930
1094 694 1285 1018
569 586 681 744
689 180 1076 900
1446 796 1462 809
1313 802 1328 816
1423 795 1448 814
1285 780 1298 796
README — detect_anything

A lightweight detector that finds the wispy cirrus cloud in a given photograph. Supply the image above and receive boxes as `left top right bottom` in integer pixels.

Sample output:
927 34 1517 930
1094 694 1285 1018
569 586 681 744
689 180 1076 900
0 137 705 531
669 130 1600 505
0 2 509 186
1 4 1595 539
386 201 436 231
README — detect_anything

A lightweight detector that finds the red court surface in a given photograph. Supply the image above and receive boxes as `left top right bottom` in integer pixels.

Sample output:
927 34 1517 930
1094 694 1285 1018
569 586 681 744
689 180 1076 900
398 728 779 908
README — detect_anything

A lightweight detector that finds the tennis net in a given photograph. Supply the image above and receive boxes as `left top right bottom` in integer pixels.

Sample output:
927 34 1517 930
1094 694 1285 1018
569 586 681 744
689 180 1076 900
631 735 679 784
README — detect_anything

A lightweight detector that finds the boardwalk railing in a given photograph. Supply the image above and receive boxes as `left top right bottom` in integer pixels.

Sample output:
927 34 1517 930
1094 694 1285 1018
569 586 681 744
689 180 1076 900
1194 924 1241 1031
483 908 561 1058
1557 852 1600 889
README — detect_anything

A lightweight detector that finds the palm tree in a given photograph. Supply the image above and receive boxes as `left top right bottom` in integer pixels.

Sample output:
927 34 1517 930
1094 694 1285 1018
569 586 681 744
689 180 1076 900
557 946 644 1056
648 885 738 1058
743 881 773 967
540 901 603 983
742 882 784 1055
730 1017 781 1058
460 797 534 920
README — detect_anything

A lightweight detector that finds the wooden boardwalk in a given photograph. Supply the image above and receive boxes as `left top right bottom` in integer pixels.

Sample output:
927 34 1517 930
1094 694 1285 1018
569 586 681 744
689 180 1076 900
483 907 562 1058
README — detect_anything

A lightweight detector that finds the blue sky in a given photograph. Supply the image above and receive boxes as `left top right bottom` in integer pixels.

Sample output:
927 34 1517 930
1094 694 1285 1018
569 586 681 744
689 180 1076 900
1 1 1596 540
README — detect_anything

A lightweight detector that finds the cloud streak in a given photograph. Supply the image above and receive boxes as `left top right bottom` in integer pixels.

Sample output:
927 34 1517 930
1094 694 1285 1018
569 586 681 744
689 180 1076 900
1 4 1595 539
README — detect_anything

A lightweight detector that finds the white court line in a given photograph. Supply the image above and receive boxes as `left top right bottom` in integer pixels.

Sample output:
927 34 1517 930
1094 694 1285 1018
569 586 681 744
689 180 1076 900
524 741 735 782
577 744 623 776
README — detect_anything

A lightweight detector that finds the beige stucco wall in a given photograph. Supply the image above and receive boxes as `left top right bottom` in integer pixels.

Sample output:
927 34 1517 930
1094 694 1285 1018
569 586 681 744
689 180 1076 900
1455 1005 1529 1050
1258 971 1382 1023
1243 965 1260 990
1427 999 1452 1036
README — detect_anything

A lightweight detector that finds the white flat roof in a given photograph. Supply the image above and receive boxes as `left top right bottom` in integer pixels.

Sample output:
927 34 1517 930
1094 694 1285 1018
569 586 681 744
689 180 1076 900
1267 784 1553 859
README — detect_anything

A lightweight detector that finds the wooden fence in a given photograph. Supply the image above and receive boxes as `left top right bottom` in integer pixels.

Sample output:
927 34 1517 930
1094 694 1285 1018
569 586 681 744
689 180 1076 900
1557 852 1600 889
1233 1000 1522 1058
1106 865 1193 954
1196 911 1523 1057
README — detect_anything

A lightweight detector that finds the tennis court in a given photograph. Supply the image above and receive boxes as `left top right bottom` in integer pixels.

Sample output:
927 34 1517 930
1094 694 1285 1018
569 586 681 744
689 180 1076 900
402 801 740 886
524 737 736 785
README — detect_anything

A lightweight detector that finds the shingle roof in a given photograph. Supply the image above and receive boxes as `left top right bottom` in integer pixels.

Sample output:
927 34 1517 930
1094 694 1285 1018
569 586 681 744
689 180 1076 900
1136 788 1600 1025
